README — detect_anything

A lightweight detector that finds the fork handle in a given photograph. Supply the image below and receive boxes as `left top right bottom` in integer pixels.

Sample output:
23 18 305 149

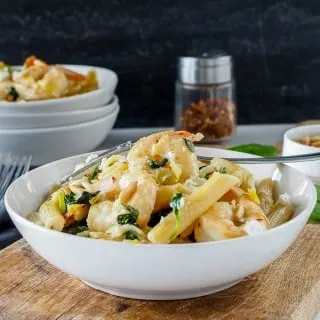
198 152 320 164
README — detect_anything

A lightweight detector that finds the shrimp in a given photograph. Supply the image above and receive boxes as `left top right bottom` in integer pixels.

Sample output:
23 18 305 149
194 202 245 241
127 131 202 183
194 198 269 242
87 200 115 232
15 66 69 100
118 172 158 227
205 158 254 191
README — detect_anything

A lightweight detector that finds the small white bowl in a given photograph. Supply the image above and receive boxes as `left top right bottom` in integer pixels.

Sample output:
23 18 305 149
283 125 320 183
0 65 118 113
0 95 118 129
0 104 119 165
4 147 316 300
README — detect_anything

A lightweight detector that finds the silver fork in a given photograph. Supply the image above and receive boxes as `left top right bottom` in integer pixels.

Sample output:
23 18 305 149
0 153 32 200
59 140 320 185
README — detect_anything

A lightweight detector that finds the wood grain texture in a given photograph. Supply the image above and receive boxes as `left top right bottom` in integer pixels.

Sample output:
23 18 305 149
0 225 319 320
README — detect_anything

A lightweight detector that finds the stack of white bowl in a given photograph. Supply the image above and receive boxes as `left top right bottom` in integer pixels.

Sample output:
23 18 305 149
0 65 119 165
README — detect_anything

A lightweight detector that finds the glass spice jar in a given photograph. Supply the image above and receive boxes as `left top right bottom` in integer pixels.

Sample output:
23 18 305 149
174 52 236 143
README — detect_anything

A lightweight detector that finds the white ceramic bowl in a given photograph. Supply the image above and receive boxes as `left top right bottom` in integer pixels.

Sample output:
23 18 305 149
283 125 320 183
4 147 316 300
0 65 118 113
0 104 119 165
0 95 118 129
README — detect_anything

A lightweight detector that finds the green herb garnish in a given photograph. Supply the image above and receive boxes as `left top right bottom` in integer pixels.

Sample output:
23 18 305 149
65 221 88 235
64 192 76 206
310 184 320 222
228 144 278 157
148 208 172 227
147 158 168 169
6 86 19 101
170 193 183 238
123 230 138 240
117 205 139 225
184 138 195 152
88 166 101 183
219 167 227 174
171 193 183 215
63 191 99 206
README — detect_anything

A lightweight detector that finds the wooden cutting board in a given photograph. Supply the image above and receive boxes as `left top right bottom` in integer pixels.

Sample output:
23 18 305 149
0 225 319 320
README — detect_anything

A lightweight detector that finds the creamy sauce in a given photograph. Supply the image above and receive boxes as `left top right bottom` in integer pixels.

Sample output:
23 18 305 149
243 220 265 235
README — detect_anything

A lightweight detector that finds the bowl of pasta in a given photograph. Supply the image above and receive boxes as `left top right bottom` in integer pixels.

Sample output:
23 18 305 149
0 56 118 113
4 131 317 300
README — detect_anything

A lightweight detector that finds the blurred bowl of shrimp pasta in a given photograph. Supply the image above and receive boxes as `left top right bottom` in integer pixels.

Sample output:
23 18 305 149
5 131 317 300
0 56 119 165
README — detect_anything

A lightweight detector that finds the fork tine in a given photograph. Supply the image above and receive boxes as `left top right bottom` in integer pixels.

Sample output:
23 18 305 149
11 155 31 182
21 155 32 175
0 153 4 175
0 156 18 199
0 154 32 200
0 157 15 198
0 154 14 186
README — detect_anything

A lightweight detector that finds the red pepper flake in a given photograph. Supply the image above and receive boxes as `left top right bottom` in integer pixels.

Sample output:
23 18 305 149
179 98 236 141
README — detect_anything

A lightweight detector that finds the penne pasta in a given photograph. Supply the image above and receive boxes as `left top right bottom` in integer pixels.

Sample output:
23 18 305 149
28 130 295 244
38 199 65 231
147 173 240 244
257 178 275 216
268 196 293 228
153 183 191 213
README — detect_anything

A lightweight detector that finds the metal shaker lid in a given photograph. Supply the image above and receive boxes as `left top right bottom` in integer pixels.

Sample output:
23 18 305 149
177 52 232 85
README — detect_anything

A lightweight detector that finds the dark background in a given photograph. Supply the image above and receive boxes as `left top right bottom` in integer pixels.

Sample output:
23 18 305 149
0 0 319 127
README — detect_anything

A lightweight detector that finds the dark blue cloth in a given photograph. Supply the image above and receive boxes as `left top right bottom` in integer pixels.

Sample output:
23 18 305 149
0 166 37 249
0 200 21 250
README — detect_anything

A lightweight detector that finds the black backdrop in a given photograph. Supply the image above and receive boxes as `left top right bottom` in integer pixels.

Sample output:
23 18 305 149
1 0 319 126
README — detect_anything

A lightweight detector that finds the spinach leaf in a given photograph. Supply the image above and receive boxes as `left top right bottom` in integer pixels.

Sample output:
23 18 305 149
171 193 183 215
228 144 278 157
65 221 88 235
6 86 19 101
184 138 195 152
75 191 99 205
310 184 320 222
205 173 211 180
123 230 138 240
170 193 183 238
117 205 139 225
88 166 101 183
147 158 168 169
219 167 227 174
148 208 172 227
64 192 76 206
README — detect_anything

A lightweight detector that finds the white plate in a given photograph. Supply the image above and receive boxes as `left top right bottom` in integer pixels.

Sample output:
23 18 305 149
0 65 118 113
0 95 118 129
4 147 316 300
0 104 119 165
